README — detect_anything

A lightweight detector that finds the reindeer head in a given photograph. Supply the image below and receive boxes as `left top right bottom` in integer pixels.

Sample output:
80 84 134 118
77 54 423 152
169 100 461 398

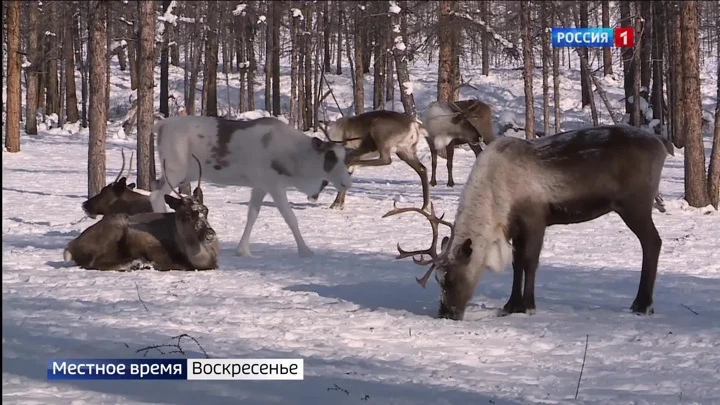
308 136 352 197
162 155 215 242
383 202 475 321
82 150 137 219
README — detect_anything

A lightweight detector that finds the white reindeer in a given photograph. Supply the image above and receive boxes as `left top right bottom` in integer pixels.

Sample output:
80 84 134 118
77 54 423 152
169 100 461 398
149 116 353 258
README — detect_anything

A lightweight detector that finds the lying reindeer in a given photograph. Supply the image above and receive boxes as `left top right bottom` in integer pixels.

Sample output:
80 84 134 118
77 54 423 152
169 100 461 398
323 110 431 211
384 124 674 321
64 156 219 271
150 115 352 258
82 149 154 218
423 99 496 187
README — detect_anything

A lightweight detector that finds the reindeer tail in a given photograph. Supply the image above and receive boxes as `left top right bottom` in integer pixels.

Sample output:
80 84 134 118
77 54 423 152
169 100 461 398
63 248 73 262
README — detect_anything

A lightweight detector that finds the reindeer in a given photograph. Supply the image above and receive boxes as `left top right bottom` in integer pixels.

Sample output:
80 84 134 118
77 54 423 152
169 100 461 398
149 115 352 258
81 149 154 218
423 99 496 188
384 124 674 321
64 156 219 271
322 110 431 211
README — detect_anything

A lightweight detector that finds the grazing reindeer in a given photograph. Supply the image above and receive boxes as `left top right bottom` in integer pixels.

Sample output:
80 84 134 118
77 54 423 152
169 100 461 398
423 99 496 187
384 124 674 321
64 156 219 271
81 149 154 218
150 115 352 258
323 110 431 211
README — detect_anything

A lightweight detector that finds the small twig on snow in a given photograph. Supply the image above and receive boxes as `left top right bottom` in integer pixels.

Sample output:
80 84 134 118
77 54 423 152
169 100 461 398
575 334 589 400
681 304 699 315
135 281 149 312
136 334 210 358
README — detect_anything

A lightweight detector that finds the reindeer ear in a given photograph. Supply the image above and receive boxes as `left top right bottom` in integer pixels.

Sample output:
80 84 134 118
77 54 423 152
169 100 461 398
311 137 325 151
127 183 136 189
456 238 473 263
441 236 450 251
164 194 182 210
192 187 204 204
113 177 128 193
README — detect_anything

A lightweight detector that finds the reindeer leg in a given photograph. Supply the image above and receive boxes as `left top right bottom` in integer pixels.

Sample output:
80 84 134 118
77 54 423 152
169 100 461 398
236 188 267 257
269 188 314 258
350 150 393 167
427 138 438 187
446 144 455 187
500 223 545 316
329 165 355 210
501 234 526 316
617 202 661 315
396 150 431 212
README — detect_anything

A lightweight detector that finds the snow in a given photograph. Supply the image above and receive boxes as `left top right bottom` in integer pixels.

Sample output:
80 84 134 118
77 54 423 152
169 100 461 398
232 4 247 17
292 8 304 20
388 2 402 14
2 27 720 405
401 81 413 95
257 15 267 24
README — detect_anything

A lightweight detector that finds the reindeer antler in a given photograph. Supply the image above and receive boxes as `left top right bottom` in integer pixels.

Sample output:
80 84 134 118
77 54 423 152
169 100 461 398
382 201 455 288
162 159 183 199
115 149 128 183
125 151 135 179
191 154 202 190
319 121 364 145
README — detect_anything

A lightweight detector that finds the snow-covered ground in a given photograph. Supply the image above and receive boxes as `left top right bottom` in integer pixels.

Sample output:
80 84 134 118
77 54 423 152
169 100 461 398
3 50 720 404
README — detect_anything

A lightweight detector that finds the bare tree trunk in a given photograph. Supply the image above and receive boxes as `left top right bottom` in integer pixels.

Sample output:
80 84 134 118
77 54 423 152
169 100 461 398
247 16 256 111
391 1 416 118
552 5 561 133
579 2 591 108
437 1 456 103
650 1 665 127
541 3 550 136
64 2 80 124
481 1 490 76
137 0 156 189
87 1 108 197
25 0 40 135
264 2 273 113
669 2 684 147
521 1 535 138
631 2 643 127
323 1 331 73
5 0 21 152
45 3 60 117
271 2 281 116
602 0 613 76
159 0 171 117
640 1 652 92
203 0 219 117
335 2 343 75
354 4 365 115
681 0 710 207
620 2 634 117
386 31 395 103
373 3 387 110
708 106 720 209
304 2 315 128
290 8 300 127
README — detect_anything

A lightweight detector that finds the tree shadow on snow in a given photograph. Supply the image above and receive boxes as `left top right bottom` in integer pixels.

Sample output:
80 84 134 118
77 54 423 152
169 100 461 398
2 295 519 405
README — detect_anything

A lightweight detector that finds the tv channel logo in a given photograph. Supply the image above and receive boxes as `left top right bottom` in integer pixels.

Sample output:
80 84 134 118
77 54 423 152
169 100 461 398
552 27 635 48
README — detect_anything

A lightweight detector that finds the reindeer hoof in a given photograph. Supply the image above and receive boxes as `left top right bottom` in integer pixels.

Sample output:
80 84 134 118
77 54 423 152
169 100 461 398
328 203 345 210
447 180 455 188
499 300 530 316
430 180 437 187
298 248 314 258
631 299 654 315
235 247 254 257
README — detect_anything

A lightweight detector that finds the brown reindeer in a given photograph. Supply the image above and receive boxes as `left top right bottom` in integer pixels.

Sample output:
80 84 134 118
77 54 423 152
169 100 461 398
323 110 431 211
82 149 154 218
64 156 219 271
423 99 496 187
384 124 674 320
